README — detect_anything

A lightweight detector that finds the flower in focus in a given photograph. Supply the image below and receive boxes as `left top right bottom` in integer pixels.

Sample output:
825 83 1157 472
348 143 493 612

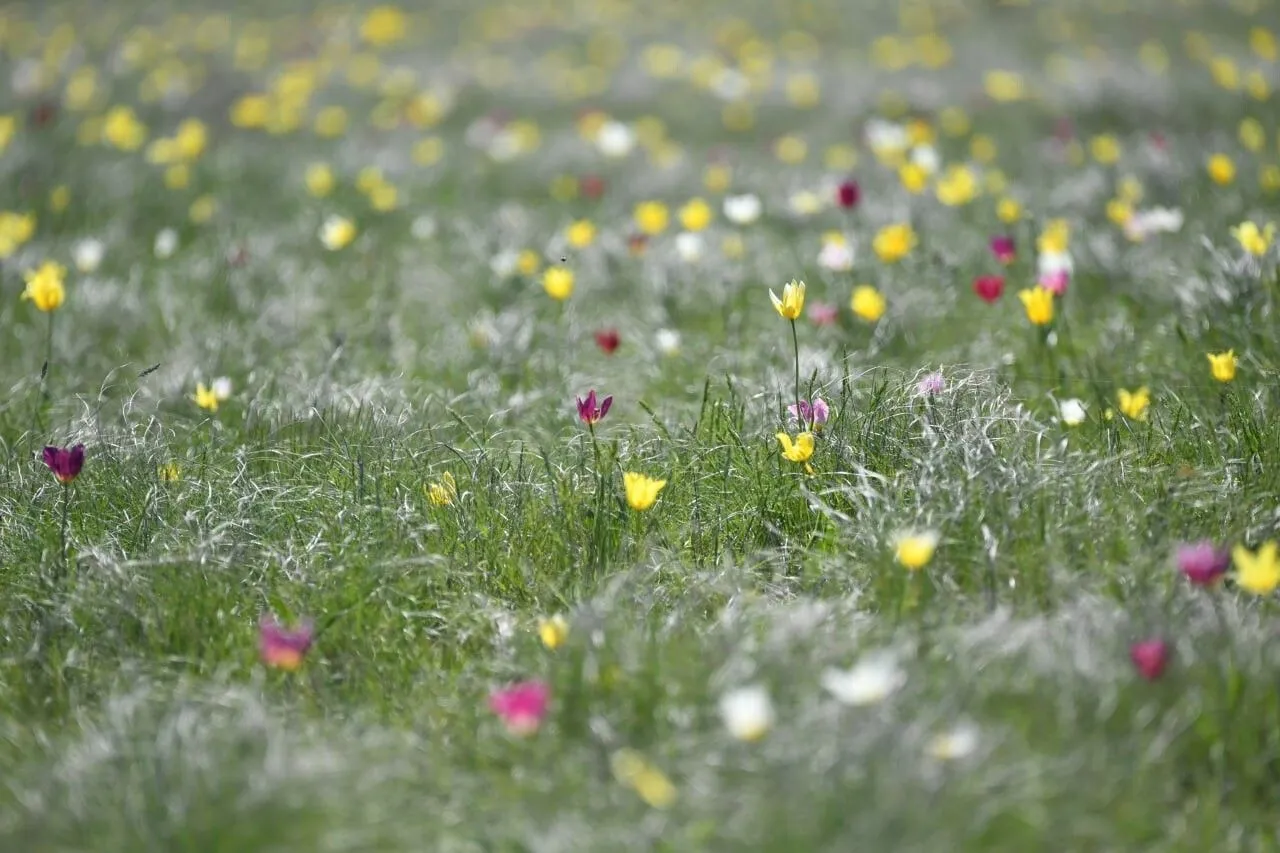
821 651 906 706
1232 541 1280 594
42 444 85 484
259 616 314 671
21 261 67 312
538 614 569 650
611 749 676 809
836 179 860 209
426 472 457 506
594 328 620 354
973 275 1004 304
576 389 613 425
769 279 806 320
776 431 815 463
1129 638 1170 681
1176 541 1230 586
850 285 886 322
320 215 356 250
788 399 830 429
543 266 574 301
719 684 774 742
1207 350 1238 383
895 529 939 570
623 472 667 511
1116 387 1150 421
873 223 917 263
1206 153 1236 185
990 234 1016 264
633 200 669 235
1058 399 1087 426
1232 221 1275 256
488 680 550 736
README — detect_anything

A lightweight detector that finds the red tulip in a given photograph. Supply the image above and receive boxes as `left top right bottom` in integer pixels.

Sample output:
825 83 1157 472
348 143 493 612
594 328 620 354
1130 639 1170 681
836 179 860 209
42 444 85 484
972 275 1004 303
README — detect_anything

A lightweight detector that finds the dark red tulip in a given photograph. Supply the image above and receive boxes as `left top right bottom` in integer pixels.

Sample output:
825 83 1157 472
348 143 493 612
989 235 1016 264
42 444 85 484
836 179 860 209
1130 639 1170 681
973 275 1005 303
594 328 620 354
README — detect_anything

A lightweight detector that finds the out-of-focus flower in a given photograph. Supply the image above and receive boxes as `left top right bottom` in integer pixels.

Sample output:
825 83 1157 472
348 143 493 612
597 121 635 157
1232 221 1275 256
850 285 886 322
1058 399 1087 426
836 179 860 209
74 239 105 273
361 5 409 46
259 616 314 671
594 329 620 354
678 198 712 232
821 651 906 705
21 261 66 312
719 684 774 741
566 219 596 248
42 444 85 484
818 235 855 271
917 372 945 395
488 680 550 736
320 216 357 250
723 193 761 225
1206 153 1236 185
158 462 181 482
788 399 830 429
623 472 667 511
426 472 457 506
1117 387 1150 421
543 266 575 301
675 232 704 262
633 200 669 235
1207 350 1238 383
927 722 980 760
996 197 1022 223
973 275 1004 304
1176 541 1230 586
611 749 676 808
1233 541 1280 594
654 329 680 355
538 614 569 650
808 302 838 326
1018 287 1054 326
192 378 231 412
895 529 938 570
154 228 178 258
306 162 335 197
873 223 916 263
1123 207 1183 242
990 235 1015 264
1129 638 1170 681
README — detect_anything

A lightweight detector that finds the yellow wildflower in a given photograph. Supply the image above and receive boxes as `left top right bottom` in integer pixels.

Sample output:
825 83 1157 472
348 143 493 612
776 431 815 463
1233 542 1280 595
769 279 805 320
1017 287 1054 326
320 216 357 251
873 223 917 264
361 5 408 47
1207 154 1236 185
851 285 886 322
895 530 939 570
543 266 574 301
538 614 569 650
678 198 713 232
566 220 596 249
21 261 66 312
611 749 676 809
1117 387 1151 421
623 472 667 511
634 201 669 236
996 197 1022 224
1207 350 1238 383
306 162 335 197
935 165 978 206
192 383 220 412
1232 221 1275 256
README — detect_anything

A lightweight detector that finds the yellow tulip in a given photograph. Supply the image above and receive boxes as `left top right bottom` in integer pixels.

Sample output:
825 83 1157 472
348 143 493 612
776 431 815 463
769 279 806 320
623 472 667 511
1017 287 1054 326
1207 350 1238 383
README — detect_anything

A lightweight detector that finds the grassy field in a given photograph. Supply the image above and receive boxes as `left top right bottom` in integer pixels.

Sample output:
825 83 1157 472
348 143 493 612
3 0 1280 849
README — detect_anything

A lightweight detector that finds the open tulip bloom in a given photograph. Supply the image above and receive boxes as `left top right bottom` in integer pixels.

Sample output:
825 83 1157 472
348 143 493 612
576 390 612 426
259 616 315 671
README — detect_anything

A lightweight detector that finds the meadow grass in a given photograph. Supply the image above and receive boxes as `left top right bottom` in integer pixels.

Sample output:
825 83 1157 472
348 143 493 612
3 0 1280 850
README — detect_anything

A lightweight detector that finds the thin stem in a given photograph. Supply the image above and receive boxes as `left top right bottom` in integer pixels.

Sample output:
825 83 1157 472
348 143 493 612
44 311 54 393
58 483 70 577
790 318 803 427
